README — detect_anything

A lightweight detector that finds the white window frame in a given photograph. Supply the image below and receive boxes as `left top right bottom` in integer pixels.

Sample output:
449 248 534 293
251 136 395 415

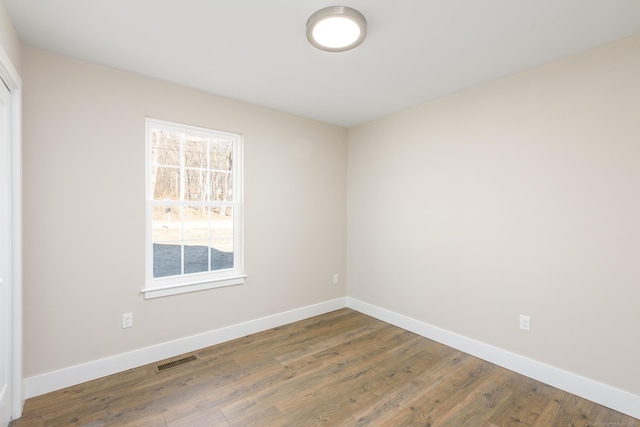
143 118 245 299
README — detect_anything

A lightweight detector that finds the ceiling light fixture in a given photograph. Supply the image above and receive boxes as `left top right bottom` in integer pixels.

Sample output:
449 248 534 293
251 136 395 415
306 6 367 52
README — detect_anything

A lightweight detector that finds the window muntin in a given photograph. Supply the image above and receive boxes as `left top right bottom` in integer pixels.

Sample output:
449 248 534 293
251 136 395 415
144 119 244 298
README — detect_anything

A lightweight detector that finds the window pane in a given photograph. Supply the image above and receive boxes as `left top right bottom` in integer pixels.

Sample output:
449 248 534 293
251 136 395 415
152 166 180 200
152 205 182 242
183 206 209 240
184 168 207 202
184 136 207 168
184 239 210 274
209 139 233 172
210 171 233 202
151 129 181 167
211 207 233 238
211 238 234 271
153 243 182 278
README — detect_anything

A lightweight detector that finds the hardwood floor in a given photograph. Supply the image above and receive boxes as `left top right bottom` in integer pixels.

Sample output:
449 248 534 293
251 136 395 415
11 309 639 426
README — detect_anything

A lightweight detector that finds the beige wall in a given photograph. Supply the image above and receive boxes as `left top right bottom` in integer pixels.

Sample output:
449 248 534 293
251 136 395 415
22 47 347 377
348 35 640 395
0 1 20 73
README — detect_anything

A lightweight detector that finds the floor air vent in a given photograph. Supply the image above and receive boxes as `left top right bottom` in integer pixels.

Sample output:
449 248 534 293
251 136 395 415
155 354 198 373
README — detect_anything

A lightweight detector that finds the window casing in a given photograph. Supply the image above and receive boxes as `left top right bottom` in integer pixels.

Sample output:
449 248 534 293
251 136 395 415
143 119 244 298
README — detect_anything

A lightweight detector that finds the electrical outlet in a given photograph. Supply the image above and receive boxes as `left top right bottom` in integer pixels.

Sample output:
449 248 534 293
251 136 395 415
519 315 531 332
333 274 339 285
122 312 133 329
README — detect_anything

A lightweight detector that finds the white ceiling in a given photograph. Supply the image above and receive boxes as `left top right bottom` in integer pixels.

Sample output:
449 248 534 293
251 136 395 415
5 0 640 127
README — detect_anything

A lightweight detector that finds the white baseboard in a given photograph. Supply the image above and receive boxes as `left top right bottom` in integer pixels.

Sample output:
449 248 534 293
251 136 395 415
22 296 640 420
347 297 640 420
24 297 348 399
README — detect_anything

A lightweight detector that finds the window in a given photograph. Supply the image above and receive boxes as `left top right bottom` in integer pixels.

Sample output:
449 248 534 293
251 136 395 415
143 119 244 298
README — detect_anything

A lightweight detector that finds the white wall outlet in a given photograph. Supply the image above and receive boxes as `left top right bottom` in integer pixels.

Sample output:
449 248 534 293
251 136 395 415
333 274 339 285
122 312 133 329
519 314 531 332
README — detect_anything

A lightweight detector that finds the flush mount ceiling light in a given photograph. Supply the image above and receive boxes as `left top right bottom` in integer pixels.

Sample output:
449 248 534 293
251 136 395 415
306 6 367 52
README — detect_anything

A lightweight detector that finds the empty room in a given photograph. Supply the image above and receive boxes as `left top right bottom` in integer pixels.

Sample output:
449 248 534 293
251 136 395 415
1 1 639 426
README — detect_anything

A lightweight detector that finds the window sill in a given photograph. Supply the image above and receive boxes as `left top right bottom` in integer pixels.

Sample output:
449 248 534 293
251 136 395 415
142 275 246 299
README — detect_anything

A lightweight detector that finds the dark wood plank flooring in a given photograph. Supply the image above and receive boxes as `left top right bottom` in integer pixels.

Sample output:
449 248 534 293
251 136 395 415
11 309 639 426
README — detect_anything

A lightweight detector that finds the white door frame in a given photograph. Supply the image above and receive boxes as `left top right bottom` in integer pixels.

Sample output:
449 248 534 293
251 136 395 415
0 44 23 420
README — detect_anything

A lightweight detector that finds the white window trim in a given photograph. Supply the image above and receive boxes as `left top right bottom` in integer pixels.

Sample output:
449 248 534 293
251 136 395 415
142 118 245 299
